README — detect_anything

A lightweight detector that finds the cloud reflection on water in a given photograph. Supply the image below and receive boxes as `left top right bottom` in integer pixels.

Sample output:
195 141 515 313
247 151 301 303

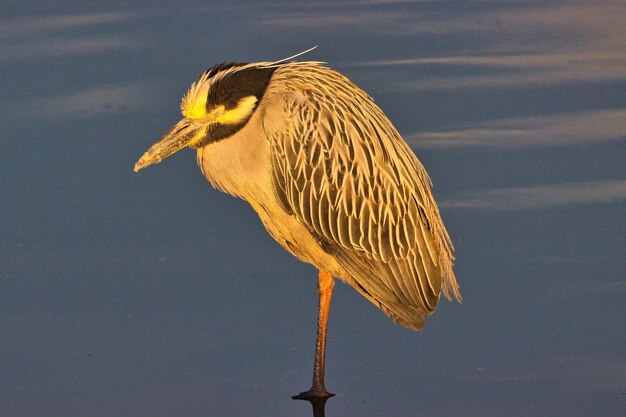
442 179 626 211
2 82 158 121
351 51 626 90
0 11 147 61
407 108 626 149
339 3 626 91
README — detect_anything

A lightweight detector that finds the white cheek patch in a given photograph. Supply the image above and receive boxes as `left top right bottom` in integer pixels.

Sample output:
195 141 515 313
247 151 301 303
216 96 258 125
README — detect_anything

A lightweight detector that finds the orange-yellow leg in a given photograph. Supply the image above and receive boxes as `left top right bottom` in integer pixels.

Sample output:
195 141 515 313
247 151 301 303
293 269 335 400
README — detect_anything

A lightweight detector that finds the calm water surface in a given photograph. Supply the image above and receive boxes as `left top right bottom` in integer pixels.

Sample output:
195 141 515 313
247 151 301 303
1 1 625 416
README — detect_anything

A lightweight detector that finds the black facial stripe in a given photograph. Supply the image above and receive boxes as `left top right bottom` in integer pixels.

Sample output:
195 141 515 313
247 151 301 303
189 122 245 148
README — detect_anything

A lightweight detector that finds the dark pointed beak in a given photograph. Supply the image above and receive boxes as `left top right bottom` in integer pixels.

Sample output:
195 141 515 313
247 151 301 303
134 119 205 172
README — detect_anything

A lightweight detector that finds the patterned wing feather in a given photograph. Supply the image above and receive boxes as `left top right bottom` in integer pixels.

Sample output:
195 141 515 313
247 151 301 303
264 67 460 330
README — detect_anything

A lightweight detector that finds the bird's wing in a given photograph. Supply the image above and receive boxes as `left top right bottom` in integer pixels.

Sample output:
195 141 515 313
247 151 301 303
263 89 459 330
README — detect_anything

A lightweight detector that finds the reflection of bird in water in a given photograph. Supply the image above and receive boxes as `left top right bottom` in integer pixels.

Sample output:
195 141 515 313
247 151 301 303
308 396 330 417
134 48 461 399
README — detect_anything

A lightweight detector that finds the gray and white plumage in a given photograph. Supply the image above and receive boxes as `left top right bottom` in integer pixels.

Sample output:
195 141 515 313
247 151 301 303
135 56 461 331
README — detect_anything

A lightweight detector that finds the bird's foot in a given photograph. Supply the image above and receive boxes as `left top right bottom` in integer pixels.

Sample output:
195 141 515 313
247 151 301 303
292 388 335 400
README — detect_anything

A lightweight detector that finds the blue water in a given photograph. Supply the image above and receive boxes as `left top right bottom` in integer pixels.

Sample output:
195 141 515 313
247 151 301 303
1 2 625 416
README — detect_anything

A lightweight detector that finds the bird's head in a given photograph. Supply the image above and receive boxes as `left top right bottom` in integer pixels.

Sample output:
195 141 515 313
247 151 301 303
134 62 276 172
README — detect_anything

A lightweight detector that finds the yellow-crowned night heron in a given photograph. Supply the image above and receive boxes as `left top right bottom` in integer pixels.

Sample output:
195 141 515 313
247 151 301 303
135 50 461 399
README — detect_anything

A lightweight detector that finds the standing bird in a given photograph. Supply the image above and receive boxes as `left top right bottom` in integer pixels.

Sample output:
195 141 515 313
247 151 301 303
134 50 461 400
